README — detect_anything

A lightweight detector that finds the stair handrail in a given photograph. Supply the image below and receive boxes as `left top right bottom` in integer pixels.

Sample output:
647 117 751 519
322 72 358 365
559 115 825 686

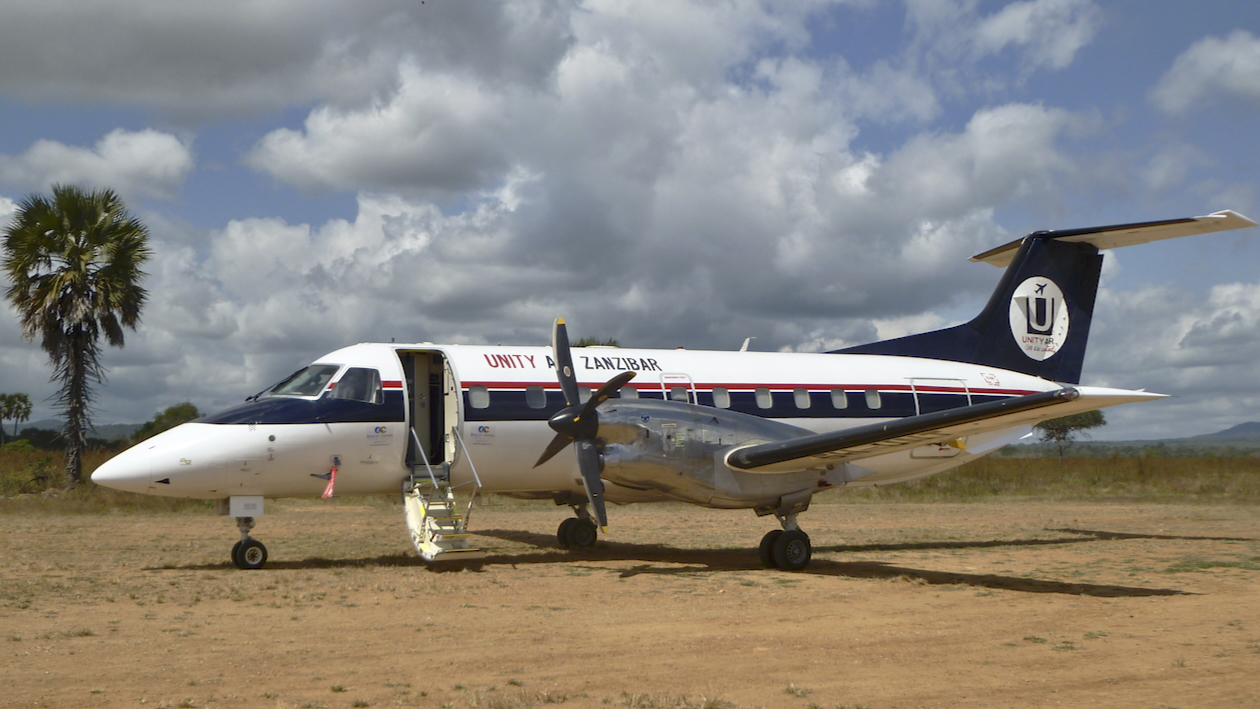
408 428 443 528
450 425 483 526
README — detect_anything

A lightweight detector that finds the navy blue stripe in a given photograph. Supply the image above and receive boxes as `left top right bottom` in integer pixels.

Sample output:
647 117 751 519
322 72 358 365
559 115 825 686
463 390 1006 422
200 392 407 425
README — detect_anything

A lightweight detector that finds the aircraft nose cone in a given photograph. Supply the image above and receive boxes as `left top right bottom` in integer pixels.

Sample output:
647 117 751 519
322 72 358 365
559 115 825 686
91 445 152 494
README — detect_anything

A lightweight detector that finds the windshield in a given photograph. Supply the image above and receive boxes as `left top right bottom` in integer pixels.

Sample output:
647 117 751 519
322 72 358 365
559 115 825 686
328 367 383 404
264 364 341 398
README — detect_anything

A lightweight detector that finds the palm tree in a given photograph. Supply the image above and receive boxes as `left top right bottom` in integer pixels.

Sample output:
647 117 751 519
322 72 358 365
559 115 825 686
1 392 33 440
2 185 150 488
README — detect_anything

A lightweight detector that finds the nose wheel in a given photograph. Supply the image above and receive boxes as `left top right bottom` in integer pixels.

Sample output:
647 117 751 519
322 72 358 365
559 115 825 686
556 504 599 549
230 517 269 570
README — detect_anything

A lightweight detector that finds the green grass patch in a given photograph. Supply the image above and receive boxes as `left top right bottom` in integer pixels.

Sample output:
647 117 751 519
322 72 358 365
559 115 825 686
834 456 1260 503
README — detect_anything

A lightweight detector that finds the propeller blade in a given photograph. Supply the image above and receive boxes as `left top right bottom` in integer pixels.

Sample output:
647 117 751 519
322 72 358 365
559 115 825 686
533 431 573 468
552 318 580 407
581 370 636 419
536 317 627 531
575 439 608 531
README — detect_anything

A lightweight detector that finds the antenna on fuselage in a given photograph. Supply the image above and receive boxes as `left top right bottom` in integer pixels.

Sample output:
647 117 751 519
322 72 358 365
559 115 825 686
739 337 756 352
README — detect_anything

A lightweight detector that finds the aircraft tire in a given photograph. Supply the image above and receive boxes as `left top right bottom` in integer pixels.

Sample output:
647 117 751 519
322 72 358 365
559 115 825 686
236 538 268 570
772 529 811 571
230 541 244 569
567 518 598 549
557 518 578 549
759 530 783 568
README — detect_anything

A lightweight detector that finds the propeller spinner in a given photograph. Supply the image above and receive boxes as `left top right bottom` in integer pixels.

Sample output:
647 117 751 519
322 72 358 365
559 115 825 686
532 318 636 532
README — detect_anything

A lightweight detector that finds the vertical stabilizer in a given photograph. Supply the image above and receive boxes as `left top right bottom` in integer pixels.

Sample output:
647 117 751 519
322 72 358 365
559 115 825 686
832 211 1256 384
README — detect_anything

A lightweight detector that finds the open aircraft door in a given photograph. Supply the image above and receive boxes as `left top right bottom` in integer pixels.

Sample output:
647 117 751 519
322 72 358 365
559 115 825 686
398 350 461 469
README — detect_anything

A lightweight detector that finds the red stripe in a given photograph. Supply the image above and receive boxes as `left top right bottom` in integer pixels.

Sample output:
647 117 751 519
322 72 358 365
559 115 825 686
382 380 403 389
459 380 1036 397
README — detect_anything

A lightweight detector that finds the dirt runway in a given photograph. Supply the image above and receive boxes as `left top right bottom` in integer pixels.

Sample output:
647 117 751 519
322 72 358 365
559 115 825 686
3 499 1258 708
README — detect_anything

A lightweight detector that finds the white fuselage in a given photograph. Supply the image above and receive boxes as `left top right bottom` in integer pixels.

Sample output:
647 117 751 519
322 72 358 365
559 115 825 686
92 342 1059 505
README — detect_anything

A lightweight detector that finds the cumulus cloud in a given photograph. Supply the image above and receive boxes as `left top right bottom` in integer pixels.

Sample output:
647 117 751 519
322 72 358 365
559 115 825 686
0 0 1253 443
246 65 515 195
972 0 1102 71
0 129 193 201
0 0 575 120
1085 282 1260 438
906 0 1102 89
1152 30 1260 115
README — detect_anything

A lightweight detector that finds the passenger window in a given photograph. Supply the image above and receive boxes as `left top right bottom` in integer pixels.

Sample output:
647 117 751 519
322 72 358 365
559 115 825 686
793 388 811 409
831 389 848 409
755 387 773 409
526 386 547 409
712 387 731 409
619 386 638 399
469 385 490 409
865 389 882 409
670 386 689 402
329 368 383 404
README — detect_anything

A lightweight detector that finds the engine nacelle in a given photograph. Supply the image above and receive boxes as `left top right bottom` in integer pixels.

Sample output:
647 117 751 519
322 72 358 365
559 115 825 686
595 399 832 510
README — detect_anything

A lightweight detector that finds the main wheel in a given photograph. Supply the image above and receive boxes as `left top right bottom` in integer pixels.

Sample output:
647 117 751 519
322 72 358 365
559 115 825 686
557 518 578 549
230 540 244 569
235 538 268 570
566 518 598 549
759 530 783 568
772 529 811 571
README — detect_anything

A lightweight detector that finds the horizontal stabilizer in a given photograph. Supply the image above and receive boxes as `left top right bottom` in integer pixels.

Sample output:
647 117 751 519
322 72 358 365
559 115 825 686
725 386 1164 473
971 210 1257 268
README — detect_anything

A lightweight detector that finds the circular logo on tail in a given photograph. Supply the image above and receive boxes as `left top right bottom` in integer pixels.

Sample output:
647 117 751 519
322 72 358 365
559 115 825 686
1009 277 1069 360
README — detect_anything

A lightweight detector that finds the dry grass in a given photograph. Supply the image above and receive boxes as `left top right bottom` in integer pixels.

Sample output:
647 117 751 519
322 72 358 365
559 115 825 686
841 456 1260 503
2 448 1259 517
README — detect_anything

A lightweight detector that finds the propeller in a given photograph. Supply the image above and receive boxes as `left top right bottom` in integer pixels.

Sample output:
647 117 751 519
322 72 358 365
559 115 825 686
532 318 636 531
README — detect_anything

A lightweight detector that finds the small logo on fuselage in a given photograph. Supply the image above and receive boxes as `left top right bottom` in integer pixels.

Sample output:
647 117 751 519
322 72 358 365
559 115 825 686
1009 276 1069 361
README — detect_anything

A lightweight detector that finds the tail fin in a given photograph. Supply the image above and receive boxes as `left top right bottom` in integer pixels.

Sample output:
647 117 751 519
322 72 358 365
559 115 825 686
831 210 1256 384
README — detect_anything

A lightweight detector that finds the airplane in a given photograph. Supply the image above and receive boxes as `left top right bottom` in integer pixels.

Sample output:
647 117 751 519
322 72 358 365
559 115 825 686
91 210 1256 571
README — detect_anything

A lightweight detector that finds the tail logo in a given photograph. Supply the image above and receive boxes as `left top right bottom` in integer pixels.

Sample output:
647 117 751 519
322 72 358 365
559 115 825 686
1009 277 1069 361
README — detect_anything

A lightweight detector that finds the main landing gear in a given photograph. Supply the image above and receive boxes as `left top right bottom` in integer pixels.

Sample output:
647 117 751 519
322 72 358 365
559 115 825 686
556 504 599 550
231 516 268 570
759 513 812 571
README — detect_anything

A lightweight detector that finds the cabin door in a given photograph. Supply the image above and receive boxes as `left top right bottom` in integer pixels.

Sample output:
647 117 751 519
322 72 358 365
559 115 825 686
400 351 459 467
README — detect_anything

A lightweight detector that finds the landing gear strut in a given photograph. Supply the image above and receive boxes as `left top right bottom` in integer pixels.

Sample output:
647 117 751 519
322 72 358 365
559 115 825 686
759 513 811 571
556 504 598 550
231 516 268 570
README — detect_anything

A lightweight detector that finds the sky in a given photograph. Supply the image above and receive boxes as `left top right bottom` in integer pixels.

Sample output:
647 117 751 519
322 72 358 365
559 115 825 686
1 0 1259 441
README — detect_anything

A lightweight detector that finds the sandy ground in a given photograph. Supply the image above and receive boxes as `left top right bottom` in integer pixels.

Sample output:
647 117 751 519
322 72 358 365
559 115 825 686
2 498 1258 709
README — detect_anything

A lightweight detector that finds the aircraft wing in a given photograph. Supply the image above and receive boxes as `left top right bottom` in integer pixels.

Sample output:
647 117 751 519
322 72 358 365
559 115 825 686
725 386 1164 473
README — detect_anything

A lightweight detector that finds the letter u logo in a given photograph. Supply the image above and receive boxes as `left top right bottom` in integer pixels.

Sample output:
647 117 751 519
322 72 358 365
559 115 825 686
1024 297 1055 335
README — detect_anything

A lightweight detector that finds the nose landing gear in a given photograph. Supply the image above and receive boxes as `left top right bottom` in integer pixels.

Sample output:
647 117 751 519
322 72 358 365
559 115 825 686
556 502 599 550
231 516 268 570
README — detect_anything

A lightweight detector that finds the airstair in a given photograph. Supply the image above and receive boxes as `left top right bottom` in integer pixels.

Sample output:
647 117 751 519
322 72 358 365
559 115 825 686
402 427 485 563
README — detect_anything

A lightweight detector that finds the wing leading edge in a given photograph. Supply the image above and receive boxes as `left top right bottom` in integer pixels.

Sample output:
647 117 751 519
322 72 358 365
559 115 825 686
725 386 1165 473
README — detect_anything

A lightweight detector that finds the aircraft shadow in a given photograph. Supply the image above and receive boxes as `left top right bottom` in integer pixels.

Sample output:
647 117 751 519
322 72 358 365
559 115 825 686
473 528 1191 598
149 527 1220 595
152 553 427 572
1049 527 1256 542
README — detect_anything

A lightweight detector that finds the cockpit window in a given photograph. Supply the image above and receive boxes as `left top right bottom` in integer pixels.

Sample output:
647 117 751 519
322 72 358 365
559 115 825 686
329 367 383 404
265 365 341 398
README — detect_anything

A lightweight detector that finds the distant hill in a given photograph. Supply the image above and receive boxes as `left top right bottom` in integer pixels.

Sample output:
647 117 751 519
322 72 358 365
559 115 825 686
1185 421 1260 441
1003 421 1260 457
15 419 141 441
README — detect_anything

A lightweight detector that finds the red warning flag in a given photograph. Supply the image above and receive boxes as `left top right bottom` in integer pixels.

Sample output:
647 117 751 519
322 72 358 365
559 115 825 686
322 464 337 499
